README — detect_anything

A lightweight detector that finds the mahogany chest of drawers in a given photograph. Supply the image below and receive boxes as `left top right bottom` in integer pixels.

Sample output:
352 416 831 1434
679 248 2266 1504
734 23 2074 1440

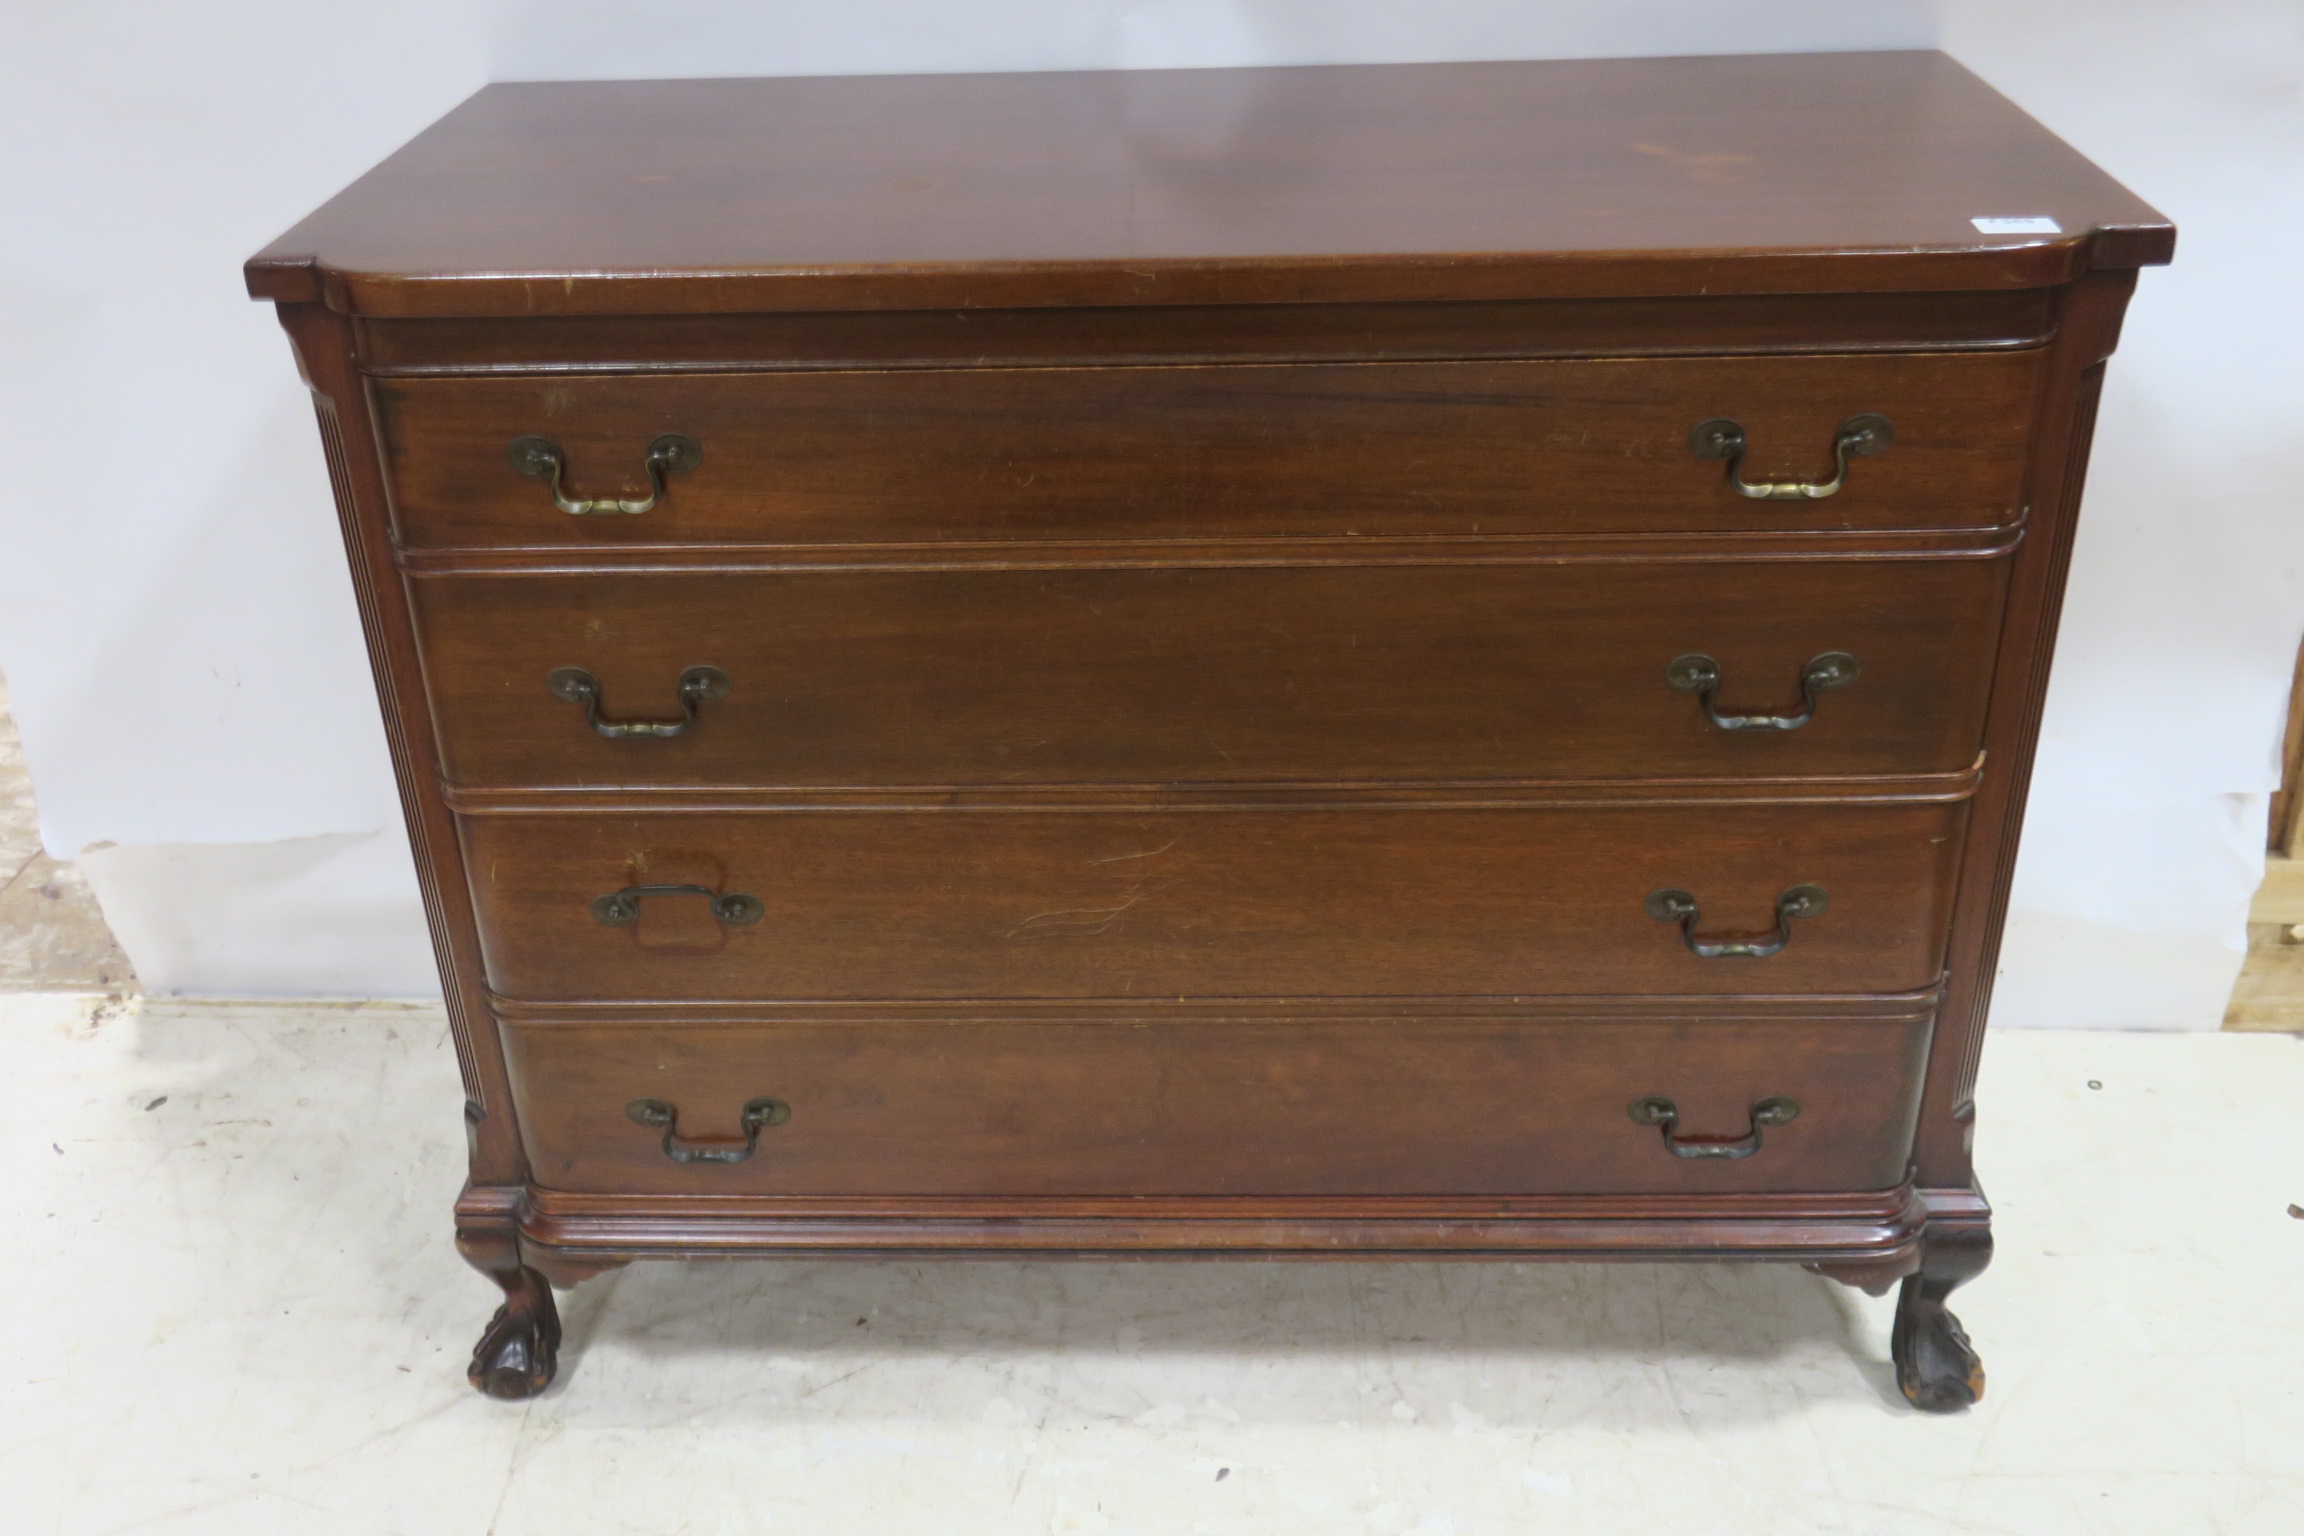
247 51 2170 1408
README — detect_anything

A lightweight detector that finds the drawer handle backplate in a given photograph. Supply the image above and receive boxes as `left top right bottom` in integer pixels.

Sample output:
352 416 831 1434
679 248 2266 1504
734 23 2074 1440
1646 884 1827 959
1689 414 1893 500
1627 1095 1800 1160
547 665 730 738
508 433 701 515
626 1096 790 1165
1666 651 1858 731
590 884 765 928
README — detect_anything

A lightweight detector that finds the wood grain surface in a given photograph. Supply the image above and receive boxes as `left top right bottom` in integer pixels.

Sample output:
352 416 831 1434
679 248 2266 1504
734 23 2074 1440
375 351 2043 549
410 559 2008 789
502 1015 1932 1197
246 53 2171 315
355 290 2060 376
459 802 1968 1002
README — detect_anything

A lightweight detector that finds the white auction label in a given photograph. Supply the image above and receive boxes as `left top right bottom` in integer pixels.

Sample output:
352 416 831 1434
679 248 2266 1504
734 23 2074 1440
1971 216 2063 234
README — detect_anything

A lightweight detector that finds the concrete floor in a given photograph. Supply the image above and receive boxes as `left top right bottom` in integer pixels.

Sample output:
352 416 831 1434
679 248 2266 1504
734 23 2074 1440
5 989 2303 1536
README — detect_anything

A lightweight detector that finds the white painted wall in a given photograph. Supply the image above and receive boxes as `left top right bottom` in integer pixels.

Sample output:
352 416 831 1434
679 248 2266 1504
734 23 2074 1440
0 3 2296 1016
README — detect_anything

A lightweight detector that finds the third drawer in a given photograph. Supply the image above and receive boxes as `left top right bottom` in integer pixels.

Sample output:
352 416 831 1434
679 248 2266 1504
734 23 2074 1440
412 559 2008 789
461 800 1968 1002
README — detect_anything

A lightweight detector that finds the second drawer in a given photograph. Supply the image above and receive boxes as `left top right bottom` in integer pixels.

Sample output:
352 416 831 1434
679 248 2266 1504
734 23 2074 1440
411 560 2008 789
461 801 1968 1002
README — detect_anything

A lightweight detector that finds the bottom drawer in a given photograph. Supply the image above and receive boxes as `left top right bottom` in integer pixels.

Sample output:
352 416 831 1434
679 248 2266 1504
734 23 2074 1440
503 1016 1931 1197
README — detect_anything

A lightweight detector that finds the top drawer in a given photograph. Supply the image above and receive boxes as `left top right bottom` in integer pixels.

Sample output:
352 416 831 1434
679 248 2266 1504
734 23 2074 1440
372 351 2043 551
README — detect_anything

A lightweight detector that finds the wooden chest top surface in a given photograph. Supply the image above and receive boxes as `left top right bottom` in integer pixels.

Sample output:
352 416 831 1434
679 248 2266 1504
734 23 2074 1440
245 51 2171 316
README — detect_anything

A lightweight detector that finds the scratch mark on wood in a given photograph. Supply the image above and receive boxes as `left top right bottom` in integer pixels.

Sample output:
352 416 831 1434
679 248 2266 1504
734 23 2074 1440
1094 842 1176 864
1008 892 1154 939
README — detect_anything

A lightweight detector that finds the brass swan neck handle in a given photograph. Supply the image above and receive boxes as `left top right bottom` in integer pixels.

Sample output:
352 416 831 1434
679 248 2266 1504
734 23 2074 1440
507 433 701 515
1689 414 1893 500
625 1097 790 1165
1646 885 1828 959
1666 652 1858 731
547 666 729 738
1627 1095 1800 1160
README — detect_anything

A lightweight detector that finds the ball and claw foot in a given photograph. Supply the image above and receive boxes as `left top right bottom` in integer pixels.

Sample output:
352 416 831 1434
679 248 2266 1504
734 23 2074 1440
1891 1225 1991 1413
1892 1287 1984 1411
469 1266 561 1400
